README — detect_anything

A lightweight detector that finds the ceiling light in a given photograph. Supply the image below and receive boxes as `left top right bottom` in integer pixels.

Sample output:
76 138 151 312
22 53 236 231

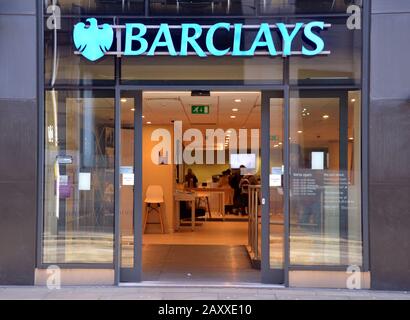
230 115 236 119
234 99 242 103
322 115 330 119
351 99 356 103
278 142 283 145
131 108 135 112
227 130 232 134
121 98 127 103
349 137 354 140
298 130 303 134
232 108 239 112
302 108 310 117
142 115 145 118
147 121 152 124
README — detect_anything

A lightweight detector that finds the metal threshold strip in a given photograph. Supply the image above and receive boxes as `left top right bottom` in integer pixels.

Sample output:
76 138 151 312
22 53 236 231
119 282 285 289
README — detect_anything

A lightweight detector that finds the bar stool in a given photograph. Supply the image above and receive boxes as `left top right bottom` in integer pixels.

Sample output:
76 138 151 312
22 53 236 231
144 185 165 234
195 191 212 219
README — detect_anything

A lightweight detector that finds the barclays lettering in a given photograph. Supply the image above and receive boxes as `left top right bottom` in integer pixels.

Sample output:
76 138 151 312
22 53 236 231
73 19 330 62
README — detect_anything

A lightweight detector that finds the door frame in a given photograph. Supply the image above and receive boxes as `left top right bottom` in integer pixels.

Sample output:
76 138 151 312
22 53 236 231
117 90 143 283
261 90 287 285
260 89 354 284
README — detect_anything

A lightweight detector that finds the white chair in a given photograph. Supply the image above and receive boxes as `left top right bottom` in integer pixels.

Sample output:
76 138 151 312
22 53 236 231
144 185 165 234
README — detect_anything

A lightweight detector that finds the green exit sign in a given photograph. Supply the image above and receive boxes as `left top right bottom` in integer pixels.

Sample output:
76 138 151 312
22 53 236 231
191 105 210 115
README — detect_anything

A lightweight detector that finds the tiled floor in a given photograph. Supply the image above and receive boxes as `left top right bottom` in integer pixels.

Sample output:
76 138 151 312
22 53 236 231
143 244 260 283
143 221 249 246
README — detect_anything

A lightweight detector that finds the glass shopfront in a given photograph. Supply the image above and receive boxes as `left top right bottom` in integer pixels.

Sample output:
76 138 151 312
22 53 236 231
41 0 367 285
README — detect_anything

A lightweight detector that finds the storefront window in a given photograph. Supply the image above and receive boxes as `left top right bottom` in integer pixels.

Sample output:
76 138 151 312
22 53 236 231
44 18 115 86
260 0 353 15
149 0 256 16
44 0 144 15
289 18 362 85
289 90 362 266
41 1 366 274
120 20 284 84
121 56 283 84
43 90 115 264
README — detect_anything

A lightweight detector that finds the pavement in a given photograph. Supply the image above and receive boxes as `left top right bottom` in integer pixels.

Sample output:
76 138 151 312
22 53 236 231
0 284 409 300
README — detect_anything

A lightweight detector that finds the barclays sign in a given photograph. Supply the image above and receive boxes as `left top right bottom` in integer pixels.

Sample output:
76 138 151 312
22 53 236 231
74 18 330 62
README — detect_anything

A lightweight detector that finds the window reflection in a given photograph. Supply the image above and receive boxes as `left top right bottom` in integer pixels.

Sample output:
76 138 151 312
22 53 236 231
260 0 354 15
44 18 115 86
121 56 283 84
43 90 115 264
149 0 256 16
44 0 144 15
289 91 362 266
290 18 362 85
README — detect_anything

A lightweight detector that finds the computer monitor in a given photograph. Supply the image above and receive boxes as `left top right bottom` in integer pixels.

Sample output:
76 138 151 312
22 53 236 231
230 153 257 169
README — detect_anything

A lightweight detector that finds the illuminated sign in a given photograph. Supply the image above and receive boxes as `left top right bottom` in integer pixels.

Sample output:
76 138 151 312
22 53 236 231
191 105 210 115
74 18 330 62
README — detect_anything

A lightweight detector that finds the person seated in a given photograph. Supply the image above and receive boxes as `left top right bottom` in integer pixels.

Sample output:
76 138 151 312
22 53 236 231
184 168 198 188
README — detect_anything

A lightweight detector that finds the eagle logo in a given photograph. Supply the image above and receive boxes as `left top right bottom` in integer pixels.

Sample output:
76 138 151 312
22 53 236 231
73 18 114 62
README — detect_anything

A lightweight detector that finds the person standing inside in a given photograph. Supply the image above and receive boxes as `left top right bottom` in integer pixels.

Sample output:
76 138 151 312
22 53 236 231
229 165 245 214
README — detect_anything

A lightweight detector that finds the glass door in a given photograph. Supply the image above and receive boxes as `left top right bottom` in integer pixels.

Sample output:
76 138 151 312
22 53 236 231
288 90 362 268
260 89 362 284
261 91 285 284
119 91 143 282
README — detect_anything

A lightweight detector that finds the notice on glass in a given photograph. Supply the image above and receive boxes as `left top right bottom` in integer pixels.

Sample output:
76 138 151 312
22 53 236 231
79 172 91 191
291 171 321 197
270 167 283 187
122 173 135 186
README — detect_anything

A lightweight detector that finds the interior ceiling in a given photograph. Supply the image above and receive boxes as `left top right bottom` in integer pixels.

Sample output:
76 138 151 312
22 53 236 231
73 90 360 146
140 91 261 130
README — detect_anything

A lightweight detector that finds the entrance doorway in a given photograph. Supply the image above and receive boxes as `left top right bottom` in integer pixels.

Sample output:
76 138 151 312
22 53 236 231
118 90 284 284
114 88 360 284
